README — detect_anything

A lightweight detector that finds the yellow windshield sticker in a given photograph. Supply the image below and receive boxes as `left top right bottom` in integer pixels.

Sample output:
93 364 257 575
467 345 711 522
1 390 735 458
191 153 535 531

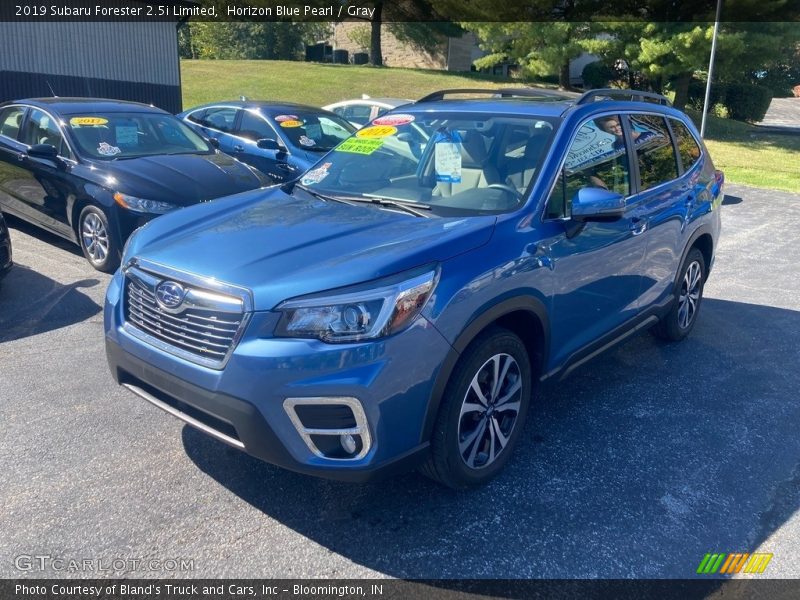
69 117 108 126
356 125 397 139
279 119 303 128
335 138 384 155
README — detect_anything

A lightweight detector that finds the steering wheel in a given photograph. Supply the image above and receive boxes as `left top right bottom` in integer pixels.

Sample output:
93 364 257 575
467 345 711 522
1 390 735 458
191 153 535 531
487 183 525 202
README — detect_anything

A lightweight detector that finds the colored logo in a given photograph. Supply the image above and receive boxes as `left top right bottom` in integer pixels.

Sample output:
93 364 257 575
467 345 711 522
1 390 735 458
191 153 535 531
697 552 773 575
372 114 415 126
155 281 186 310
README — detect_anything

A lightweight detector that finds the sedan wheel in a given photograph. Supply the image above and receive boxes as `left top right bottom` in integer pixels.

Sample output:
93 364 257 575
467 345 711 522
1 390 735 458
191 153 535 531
78 206 120 273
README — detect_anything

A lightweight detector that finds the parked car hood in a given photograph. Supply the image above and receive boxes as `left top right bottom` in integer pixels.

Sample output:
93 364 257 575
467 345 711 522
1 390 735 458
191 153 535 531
127 188 496 310
78 152 269 205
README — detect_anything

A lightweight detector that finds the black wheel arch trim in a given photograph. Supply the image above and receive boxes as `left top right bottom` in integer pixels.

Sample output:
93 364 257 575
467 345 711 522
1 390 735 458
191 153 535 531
677 224 714 288
421 295 550 443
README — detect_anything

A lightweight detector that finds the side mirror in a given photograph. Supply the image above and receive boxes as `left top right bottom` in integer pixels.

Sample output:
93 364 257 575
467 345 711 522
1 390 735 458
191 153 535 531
28 144 59 159
257 138 282 151
571 187 625 221
206 137 220 149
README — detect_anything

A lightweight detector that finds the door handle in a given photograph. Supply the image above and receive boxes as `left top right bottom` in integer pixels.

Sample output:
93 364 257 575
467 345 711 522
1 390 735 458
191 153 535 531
232 145 244 152
17 152 27 162
630 218 648 236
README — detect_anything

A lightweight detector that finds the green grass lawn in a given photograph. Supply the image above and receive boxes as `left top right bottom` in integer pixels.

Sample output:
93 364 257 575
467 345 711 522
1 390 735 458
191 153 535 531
181 60 799 193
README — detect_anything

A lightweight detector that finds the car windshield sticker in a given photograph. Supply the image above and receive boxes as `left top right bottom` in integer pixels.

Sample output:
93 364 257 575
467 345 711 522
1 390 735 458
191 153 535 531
433 130 462 183
300 162 331 186
97 142 121 156
274 114 299 122
279 119 303 128
372 114 415 126
70 117 108 126
115 126 138 146
564 123 620 172
299 135 316 147
357 125 397 139
334 138 384 155
305 123 322 138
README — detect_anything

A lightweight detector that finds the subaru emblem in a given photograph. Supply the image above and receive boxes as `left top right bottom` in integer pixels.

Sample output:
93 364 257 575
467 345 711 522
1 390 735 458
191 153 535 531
155 281 186 309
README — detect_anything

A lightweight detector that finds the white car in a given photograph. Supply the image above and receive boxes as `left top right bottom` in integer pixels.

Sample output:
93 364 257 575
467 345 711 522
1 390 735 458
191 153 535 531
322 96 413 129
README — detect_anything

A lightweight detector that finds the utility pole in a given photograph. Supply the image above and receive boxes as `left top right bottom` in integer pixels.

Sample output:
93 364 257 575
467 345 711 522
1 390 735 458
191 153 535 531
701 0 723 138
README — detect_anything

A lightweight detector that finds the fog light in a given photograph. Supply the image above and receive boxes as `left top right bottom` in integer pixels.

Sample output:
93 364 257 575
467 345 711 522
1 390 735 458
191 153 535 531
340 434 357 455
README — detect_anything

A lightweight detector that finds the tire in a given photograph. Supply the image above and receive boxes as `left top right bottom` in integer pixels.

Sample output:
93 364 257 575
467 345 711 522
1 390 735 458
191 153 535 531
421 326 533 489
652 247 706 341
77 205 120 273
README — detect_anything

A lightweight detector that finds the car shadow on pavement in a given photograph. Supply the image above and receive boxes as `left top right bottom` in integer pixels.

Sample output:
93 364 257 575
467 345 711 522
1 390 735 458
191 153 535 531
183 298 800 579
0 264 101 343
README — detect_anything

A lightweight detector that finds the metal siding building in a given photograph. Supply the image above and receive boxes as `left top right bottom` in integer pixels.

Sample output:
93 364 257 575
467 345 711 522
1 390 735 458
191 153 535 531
0 21 183 113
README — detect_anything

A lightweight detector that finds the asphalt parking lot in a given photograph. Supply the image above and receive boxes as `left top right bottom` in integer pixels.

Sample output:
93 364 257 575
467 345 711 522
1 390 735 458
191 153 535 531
1 183 798 579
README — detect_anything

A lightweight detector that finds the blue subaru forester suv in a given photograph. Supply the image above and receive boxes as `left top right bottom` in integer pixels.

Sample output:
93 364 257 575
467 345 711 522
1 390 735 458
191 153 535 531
105 88 723 489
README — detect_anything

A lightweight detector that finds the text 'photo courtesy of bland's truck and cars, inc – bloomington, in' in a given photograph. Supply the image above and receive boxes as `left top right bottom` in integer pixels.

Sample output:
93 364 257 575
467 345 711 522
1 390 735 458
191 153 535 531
1 1 800 599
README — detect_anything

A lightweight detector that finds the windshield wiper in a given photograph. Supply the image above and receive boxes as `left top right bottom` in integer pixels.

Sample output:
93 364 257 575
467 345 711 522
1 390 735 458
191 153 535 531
293 184 359 207
292 184 432 218
349 196 433 218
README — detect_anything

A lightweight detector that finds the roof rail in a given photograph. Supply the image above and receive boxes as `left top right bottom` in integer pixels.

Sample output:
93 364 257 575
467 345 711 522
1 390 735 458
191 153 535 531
576 88 671 106
417 87 573 103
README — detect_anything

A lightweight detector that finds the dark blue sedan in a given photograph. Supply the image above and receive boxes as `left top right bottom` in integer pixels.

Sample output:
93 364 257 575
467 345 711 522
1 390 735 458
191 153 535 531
0 98 270 272
178 101 356 183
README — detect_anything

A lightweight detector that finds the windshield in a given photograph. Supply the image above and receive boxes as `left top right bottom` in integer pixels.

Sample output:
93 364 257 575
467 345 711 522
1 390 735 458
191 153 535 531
268 111 356 152
296 112 558 215
66 112 212 160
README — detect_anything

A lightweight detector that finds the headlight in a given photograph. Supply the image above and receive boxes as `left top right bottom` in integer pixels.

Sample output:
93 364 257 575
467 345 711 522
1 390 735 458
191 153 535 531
275 268 439 343
114 192 177 215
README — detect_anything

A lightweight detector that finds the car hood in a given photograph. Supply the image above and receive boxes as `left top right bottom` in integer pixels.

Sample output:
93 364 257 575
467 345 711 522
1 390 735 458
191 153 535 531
127 188 496 310
80 153 268 205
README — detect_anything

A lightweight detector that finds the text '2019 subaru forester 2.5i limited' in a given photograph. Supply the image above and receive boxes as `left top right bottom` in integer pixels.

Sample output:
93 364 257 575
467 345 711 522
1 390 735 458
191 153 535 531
105 88 723 489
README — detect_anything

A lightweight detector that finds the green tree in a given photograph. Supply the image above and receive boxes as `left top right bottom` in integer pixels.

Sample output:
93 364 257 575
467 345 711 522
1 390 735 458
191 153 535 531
462 22 593 89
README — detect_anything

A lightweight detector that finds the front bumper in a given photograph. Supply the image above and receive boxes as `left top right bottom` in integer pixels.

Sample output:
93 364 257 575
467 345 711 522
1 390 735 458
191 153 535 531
104 270 453 482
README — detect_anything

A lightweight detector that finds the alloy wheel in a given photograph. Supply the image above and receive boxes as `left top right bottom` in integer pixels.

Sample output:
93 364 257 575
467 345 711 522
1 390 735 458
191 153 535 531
678 260 702 329
81 212 109 265
457 353 523 470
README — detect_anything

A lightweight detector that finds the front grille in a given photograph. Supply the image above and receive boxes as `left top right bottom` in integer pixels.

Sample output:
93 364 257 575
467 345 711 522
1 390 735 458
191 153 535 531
123 264 248 368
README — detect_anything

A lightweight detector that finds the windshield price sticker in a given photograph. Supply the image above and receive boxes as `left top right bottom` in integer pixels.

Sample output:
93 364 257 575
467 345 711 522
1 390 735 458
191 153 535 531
274 114 299 122
70 117 108 126
115 126 138 146
279 120 304 128
435 141 462 183
372 114 415 126
334 138 384 155
357 125 397 139
305 123 322 138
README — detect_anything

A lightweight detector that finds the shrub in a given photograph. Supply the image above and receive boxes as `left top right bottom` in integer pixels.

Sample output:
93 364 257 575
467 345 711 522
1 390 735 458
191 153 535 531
687 80 727 110
723 83 774 122
582 61 615 89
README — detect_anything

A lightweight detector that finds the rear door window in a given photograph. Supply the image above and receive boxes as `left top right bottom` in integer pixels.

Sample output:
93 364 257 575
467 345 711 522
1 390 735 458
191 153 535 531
669 118 702 173
0 106 27 141
193 107 238 134
630 114 679 191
